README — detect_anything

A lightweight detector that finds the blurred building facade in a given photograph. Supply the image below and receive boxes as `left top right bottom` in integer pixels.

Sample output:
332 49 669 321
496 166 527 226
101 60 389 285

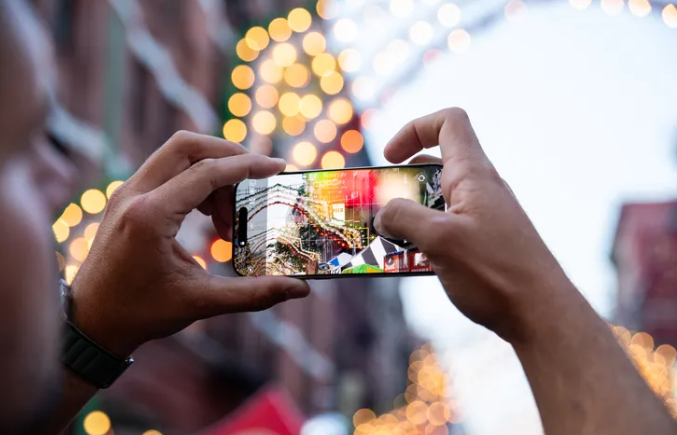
612 201 677 348
30 0 419 434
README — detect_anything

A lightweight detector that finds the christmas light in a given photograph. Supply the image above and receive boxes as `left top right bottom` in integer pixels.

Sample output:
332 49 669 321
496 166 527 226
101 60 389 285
299 94 323 119
288 8 312 33
327 98 353 124
664 4 677 28
284 64 311 88
252 111 277 135
81 189 107 214
314 119 338 143
282 115 307 136
255 85 279 109
260 59 284 83
269 18 292 42
321 151 345 169
279 92 302 117
320 71 344 95
52 220 70 243
222 119 247 142
231 65 255 90
105 181 124 199
628 0 651 17
292 141 318 167
228 93 252 117
245 26 270 51
83 411 110 435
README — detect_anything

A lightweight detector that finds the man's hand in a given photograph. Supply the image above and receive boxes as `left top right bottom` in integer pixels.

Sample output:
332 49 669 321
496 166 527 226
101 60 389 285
71 131 310 357
374 108 568 342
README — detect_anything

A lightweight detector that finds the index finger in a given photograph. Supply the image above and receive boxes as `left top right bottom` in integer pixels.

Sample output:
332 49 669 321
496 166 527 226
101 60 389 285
384 108 488 166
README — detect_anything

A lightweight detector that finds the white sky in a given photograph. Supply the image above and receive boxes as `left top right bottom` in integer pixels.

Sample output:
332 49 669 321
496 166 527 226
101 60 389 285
360 3 677 435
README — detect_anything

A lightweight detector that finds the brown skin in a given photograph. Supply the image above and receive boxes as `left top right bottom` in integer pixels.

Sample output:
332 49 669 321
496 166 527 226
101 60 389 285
374 108 677 435
1 1 676 434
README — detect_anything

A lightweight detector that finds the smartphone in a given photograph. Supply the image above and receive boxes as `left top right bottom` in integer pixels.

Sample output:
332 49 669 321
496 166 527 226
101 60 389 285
232 164 444 278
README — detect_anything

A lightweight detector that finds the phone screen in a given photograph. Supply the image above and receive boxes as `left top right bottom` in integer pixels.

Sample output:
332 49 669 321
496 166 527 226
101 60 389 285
233 165 444 277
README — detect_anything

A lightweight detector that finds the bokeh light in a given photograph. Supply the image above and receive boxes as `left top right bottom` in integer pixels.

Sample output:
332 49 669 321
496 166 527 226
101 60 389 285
284 64 311 88
53 220 70 243
83 411 111 435
321 151 345 169
390 0 414 17
427 402 451 425
269 18 292 42
569 0 592 10
279 92 302 116
255 85 280 109
505 0 528 22
320 71 344 95
312 53 337 77
285 163 299 172
303 32 326 56
81 189 107 214
338 48 361 72
334 18 359 43
260 59 284 83
316 0 335 19
84 223 99 242
438 3 461 27
327 98 353 124
245 26 269 51
601 0 624 15
299 94 323 119
236 38 259 62
65 264 79 285
288 8 312 33
141 431 163 435
232 65 255 90
292 141 318 167
252 111 277 135
193 255 207 269
448 29 471 54
228 93 252 117
211 239 233 262
341 130 364 153
272 43 297 67
353 409 377 427
106 180 124 199
314 119 338 143
283 115 306 136
69 237 90 262
664 4 677 28
410 21 434 46
61 203 83 227
352 77 375 101
628 0 651 17
406 401 429 425
223 119 247 142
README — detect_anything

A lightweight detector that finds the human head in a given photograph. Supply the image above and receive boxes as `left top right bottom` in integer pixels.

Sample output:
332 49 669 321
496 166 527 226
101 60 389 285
0 0 76 432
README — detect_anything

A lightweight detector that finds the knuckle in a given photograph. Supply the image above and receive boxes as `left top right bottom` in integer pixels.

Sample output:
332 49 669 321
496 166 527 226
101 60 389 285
118 195 153 233
169 130 195 145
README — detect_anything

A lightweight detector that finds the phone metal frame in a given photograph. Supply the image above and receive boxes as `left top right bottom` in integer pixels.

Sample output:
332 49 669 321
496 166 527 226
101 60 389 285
231 163 443 280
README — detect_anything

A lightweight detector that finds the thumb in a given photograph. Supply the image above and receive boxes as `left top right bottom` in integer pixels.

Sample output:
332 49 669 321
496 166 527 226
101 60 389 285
374 198 446 252
193 276 311 318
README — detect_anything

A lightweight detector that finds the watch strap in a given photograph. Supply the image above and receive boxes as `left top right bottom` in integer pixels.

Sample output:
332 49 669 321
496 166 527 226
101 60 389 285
61 320 134 389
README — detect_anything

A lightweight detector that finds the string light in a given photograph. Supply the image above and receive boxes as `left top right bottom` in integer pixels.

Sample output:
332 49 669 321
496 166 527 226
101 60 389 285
84 223 99 242
664 4 677 28
81 189 107 214
628 0 651 17
338 49 361 72
255 85 279 109
231 65 255 90
303 32 327 56
327 98 353 124
569 0 592 10
334 18 359 43
321 151 345 169
292 141 318 167
105 181 123 199
601 0 624 16
272 43 297 68
341 130 364 153
141 431 163 435
65 264 79 285
245 26 270 51
448 29 471 54
252 111 277 135
312 53 337 77
288 8 312 33
83 411 111 435
236 38 259 62
228 93 252 117
222 119 247 142
282 115 306 136
279 92 302 116
314 119 338 143
284 64 310 88
320 71 344 95
52 220 70 243
410 21 434 46
211 240 232 262
260 59 284 83
299 94 323 119
60 203 83 227
438 3 461 27
269 18 292 42
69 237 90 262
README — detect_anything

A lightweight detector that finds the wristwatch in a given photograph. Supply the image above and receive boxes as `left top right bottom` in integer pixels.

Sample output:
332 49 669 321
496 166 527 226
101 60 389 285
59 280 134 388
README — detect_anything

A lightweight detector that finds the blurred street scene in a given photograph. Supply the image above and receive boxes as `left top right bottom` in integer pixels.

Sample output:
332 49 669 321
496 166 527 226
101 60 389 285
36 0 677 434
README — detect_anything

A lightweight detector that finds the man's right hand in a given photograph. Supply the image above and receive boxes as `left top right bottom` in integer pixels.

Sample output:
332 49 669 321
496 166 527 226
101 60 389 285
374 108 574 342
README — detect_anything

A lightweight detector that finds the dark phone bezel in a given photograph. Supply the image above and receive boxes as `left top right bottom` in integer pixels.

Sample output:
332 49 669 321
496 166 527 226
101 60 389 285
231 163 443 280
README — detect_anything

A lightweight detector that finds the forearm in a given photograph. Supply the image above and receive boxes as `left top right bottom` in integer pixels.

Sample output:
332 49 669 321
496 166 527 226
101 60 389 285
513 281 677 435
33 369 98 435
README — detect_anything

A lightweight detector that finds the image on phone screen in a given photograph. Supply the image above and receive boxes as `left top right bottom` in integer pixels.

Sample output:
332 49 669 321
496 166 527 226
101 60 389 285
233 165 444 277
